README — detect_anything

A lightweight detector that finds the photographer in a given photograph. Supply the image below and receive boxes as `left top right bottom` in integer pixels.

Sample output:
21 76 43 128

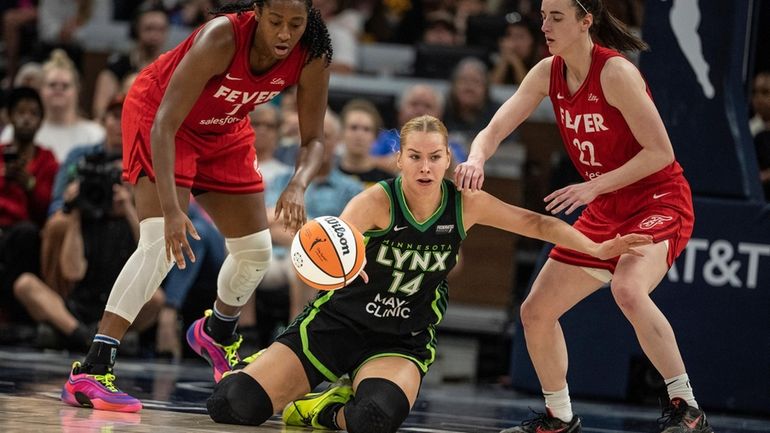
13 97 163 352
0 87 57 324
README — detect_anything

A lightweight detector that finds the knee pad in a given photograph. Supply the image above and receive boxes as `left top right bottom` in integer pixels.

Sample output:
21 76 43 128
217 230 271 307
106 218 173 322
345 378 410 433
207 372 273 425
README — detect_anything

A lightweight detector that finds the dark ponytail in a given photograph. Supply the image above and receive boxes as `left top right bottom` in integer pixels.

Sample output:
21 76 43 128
210 0 333 66
573 0 648 52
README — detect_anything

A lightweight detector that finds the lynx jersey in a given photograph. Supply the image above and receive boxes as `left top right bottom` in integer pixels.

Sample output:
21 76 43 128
317 177 465 336
549 44 684 188
138 11 307 136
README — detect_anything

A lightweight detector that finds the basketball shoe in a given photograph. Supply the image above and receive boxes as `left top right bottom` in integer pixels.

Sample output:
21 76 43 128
186 309 242 382
61 361 142 412
500 408 581 433
658 398 714 433
282 378 354 428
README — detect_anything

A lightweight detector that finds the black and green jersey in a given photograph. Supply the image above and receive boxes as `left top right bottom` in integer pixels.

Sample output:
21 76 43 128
315 176 466 336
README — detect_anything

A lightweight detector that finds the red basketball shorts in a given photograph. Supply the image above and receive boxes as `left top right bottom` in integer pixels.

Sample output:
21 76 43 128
549 179 694 273
121 77 264 194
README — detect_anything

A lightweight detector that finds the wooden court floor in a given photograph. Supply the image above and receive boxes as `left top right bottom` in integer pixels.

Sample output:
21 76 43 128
0 347 768 432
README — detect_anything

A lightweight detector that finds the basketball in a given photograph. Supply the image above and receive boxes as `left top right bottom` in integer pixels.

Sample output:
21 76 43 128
290 216 366 290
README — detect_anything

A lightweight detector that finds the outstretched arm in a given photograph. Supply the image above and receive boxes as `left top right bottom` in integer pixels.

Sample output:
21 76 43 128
455 57 552 191
339 183 391 235
463 190 652 260
275 56 330 233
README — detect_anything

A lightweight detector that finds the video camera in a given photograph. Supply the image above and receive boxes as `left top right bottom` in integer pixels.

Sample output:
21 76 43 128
70 151 123 220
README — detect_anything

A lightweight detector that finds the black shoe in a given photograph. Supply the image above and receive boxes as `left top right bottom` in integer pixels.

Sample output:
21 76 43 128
658 398 714 433
501 409 581 433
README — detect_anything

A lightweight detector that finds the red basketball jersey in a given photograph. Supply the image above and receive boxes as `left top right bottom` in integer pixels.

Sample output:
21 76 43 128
139 11 307 136
549 44 684 188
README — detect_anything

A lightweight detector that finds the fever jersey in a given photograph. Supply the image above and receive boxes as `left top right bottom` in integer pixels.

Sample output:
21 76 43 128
318 177 465 336
138 11 307 136
549 44 684 188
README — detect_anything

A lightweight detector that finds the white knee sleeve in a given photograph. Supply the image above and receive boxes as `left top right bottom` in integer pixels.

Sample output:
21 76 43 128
106 217 174 322
217 229 272 307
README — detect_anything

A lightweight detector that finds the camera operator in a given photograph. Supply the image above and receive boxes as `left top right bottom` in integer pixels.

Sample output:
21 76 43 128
0 87 58 324
13 97 163 352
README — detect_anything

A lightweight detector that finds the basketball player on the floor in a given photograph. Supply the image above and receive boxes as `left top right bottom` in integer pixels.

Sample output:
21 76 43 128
204 115 651 431
454 1 711 432
61 0 333 412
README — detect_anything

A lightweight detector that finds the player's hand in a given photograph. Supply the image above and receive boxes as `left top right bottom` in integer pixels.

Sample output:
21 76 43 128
163 208 200 269
592 233 653 260
275 180 307 234
454 157 485 191
544 182 600 215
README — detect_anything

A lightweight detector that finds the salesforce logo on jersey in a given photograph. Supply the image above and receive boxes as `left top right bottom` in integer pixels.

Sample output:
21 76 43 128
667 238 770 289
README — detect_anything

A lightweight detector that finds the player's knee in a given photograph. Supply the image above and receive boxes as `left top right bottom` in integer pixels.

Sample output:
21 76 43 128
207 373 273 426
345 378 410 433
12 272 38 299
217 229 272 307
610 282 643 314
519 298 552 330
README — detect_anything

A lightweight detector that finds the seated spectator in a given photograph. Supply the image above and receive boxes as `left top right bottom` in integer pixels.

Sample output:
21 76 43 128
315 0 359 74
250 104 291 184
266 109 363 319
1 1 38 87
13 61 44 90
338 99 390 186
443 57 500 144
750 71 770 137
422 10 458 46
0 87 58 323
0 49 105 162
371 84 467 174
91 3 169 119
756 130 770 201
490 14 540 85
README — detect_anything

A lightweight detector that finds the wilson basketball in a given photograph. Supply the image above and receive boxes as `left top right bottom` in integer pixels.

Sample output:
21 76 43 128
290 216 366 290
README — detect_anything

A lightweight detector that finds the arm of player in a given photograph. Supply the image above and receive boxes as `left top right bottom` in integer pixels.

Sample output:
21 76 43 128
275 56 330 233
455 57 552 191
462 189 652 260
151 17 235 266
339 183 392 235
592 57 676 194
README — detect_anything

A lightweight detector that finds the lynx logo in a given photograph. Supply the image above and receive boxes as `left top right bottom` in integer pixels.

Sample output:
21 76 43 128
639 214 674 230
435 224 454 234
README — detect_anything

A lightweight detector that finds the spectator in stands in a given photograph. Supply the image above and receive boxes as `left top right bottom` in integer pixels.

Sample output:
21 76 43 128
750 71 770 137
444 57 499 145
0 87 57 323
1 0 38 88
13 61 44 90
454 0 486 42
490 14 540 85
315 0 358 74
168 0 219 28
267 109 363 319
756 130 770 201
371 84 467 174
250 104 291 184
421 10 458 46
338 99 390 187
13 149 165 353
0 50 105 162
36 0 92 62
91 3 169 119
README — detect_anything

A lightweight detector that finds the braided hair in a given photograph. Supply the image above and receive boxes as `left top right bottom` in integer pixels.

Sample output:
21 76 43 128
211 0 333 66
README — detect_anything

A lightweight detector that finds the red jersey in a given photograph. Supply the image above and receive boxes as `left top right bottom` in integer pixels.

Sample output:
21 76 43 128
138 11 307 136
547 44 694 271
549 44 684 188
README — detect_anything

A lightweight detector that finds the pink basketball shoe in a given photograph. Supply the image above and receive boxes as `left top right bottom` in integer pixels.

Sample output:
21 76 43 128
186 309 242 382
61 362 142 413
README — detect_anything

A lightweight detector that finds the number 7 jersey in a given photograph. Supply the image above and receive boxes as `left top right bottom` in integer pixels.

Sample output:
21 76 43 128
549 44 685 186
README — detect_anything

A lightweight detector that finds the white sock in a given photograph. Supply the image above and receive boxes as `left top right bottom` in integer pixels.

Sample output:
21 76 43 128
544 385 573 423
665 373 698 408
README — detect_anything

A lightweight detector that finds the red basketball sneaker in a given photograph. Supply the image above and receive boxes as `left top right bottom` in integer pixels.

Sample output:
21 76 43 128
186 309 242 382
500 408 581 433
658 398 714 433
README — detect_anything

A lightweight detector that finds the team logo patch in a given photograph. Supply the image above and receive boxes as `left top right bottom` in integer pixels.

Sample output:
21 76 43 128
271 77 285 86
435 224 455 234
638 214 674 230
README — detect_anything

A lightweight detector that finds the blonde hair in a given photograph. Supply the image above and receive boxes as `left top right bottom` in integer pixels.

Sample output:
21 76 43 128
42 49 80 88
399 115 448 150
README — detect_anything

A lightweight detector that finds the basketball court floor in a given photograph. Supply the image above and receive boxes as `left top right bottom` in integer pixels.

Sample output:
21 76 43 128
0 347 767 433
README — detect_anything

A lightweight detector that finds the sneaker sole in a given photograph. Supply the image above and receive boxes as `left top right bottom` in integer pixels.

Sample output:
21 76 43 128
60 387 142 413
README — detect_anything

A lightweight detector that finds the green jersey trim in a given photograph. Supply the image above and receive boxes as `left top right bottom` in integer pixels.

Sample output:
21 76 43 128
299 292 338 382
364 181 395 238
352 327 438 376
395 176 448 232
455 188 466 239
